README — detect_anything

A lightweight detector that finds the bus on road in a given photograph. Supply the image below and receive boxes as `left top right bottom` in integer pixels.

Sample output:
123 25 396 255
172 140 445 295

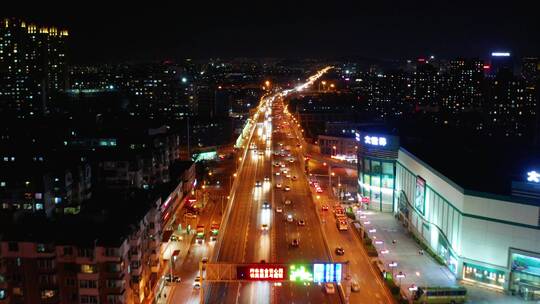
412 286 467 304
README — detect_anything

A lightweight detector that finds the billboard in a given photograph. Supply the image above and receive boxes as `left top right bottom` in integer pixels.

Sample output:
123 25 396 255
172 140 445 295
313 263 343 283
415 176 426 214
236 264 287 281
235 263 343 282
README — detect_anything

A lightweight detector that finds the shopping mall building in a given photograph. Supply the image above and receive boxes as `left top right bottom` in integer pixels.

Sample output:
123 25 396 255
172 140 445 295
356 131 540 299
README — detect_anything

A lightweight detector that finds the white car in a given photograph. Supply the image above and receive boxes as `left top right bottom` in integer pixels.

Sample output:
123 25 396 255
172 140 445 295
261 224 269 231
275 183 282 189
284 200 291 205
287 214 294 222
351 280 360 292
276 206 283 213
284 186 291 191
324 283 335 294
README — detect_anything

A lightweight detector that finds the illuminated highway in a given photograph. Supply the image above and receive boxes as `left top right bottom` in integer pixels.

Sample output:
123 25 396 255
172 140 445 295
168 67 389 303
206 68 336 304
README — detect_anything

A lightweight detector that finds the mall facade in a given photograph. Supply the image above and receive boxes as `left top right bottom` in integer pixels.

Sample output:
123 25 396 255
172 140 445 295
356 131 540 300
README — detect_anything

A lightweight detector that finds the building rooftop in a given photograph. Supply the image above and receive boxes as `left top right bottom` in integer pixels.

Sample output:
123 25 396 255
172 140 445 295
0 189 159 247
399 124 540 204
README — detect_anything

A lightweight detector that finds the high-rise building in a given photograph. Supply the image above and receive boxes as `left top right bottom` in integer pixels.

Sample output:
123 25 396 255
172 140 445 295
412 59 440 109
443 58 485 113
0 18 68 116
522 57 539 85
487 72 529 136
489 51 513 77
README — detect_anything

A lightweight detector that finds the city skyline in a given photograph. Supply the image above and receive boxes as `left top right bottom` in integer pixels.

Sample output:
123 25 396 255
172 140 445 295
1 4 539 304
6 1 540 62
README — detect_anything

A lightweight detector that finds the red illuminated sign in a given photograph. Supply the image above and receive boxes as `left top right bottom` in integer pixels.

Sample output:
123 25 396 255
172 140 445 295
237 264 287 281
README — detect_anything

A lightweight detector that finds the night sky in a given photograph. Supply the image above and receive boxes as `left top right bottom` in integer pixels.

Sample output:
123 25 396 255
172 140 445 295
7 1 540 63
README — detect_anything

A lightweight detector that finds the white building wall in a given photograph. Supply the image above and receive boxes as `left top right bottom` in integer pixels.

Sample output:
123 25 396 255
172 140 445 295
397 147 540 274
463 195 539 227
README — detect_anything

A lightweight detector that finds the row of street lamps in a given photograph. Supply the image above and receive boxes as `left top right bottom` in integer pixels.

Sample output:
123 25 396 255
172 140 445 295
360 210 425 297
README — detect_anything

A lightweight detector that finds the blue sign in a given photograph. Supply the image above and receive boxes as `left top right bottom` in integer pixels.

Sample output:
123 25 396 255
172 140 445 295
355 133 387 147
313 263 343 283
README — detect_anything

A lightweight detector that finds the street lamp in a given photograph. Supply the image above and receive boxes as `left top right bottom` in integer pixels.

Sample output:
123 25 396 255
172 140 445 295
396 272 406 286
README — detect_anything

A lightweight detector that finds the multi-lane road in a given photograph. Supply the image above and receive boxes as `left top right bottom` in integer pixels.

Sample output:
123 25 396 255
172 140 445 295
167 66 392 303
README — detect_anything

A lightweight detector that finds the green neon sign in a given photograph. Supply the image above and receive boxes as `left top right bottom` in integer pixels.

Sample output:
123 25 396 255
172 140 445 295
289 265 313 282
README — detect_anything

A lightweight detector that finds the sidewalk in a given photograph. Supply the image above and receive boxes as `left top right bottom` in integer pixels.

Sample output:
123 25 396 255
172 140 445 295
361 211 532 304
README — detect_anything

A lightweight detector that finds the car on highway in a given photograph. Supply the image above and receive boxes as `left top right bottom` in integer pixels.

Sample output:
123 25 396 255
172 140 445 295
284 199 291 205
185 212 196 219
261 224 269 231
291 239 299 247
255 181 262 187
291 175 298 181
262 201 271 209
194 276 201 288
286 174 291 178
335 247 345 255
264 176 270 182
297 220 306 226
324 283 335 294
286 214 294 222
284 186 291 191
276 206 283 213
351 280 360 292
201 257 209 270
316 187 323 193
275 183 282 188
164 274 181 283
258 151 264 156
321 205 329 211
